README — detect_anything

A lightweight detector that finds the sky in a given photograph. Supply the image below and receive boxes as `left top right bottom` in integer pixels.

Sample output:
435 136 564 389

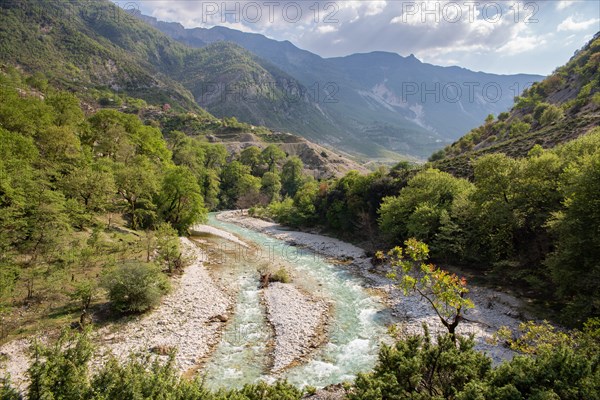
112 0 600 75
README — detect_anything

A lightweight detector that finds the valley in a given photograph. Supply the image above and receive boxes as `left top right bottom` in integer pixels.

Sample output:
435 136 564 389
0 1 599 399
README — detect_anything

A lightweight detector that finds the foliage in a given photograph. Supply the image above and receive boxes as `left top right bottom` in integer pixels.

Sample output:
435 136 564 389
1 319 599 400
68 279 98 311
387 239 474 337
19 329 307 400
155 222 183 274
101 262 170 314
158 167 207 234
271 268 292 284
28 329 94 400
350 319 600 400
350 329 491 400
379 169 473 246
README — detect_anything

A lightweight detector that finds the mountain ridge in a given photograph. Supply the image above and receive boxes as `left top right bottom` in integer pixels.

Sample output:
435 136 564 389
137 12 543 160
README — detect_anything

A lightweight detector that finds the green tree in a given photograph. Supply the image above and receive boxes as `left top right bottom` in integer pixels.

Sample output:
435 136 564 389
240 146 263 175
158 167 207 234
261 145 286 173
155 222 182 274
379 169 473 245
63 162 116 212
261 171 282 203
114 156 159 230
281 156 304 197
46 91 85 127
292 180 318 225
350 330 491 400
219 161 253 209
545 151 600 323
387 239 474 339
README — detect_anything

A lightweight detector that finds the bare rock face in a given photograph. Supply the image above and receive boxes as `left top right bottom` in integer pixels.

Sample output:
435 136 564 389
263 282 329 372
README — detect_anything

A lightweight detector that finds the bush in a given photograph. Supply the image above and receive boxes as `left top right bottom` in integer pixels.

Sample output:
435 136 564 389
509 120 531 137
267 197 295 225
428 149 445 162
270 267 291 283
349 329 491 399
540 105 564 126
102 262 170 314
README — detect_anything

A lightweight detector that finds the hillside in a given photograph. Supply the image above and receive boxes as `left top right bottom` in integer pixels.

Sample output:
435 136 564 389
139 13 543 160
0 0 201 111
0 0 365 175
433 32 600 176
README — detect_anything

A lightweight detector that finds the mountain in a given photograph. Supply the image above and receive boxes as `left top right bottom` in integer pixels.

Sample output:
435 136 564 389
138 14 543 160
0 0 365 177
0 0 201 111
0 0 545 161
432 32 600 176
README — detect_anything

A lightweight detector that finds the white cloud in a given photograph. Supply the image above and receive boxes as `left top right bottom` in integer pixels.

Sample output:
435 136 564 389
497 35 546 55
556 1 575 10
557 16 600 32
316 25 337 34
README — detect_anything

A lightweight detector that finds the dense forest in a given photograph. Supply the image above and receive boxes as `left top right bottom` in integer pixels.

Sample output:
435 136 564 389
0 66 320 339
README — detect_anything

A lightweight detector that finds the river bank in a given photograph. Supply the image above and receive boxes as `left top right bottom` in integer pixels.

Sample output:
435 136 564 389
217 210 525 364
1 212 526 392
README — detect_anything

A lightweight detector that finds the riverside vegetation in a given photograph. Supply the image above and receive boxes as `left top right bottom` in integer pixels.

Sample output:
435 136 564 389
1 4 599 399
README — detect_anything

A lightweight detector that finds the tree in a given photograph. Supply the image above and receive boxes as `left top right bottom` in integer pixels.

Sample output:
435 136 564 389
63 162 116 213
158 167 207 234
387 239 474 340
281 156 304 197
114 156 159 230
292 180 318 225
545 151 600 323
21 185 71 299
378 168 473 245
46 91 84 127
235 174 262 209
220 161 254 209
155 222 182 274
350 329 491 399
261 145 286 173
261 171 282 203
240 146 263 175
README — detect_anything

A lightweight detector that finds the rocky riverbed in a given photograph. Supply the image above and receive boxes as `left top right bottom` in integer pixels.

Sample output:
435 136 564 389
217 210 527 364
264 282 330 372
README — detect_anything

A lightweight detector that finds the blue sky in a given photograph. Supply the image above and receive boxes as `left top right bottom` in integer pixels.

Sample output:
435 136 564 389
113 1 600 75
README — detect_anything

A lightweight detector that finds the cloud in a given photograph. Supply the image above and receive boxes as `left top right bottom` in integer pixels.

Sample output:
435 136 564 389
497 35 547 55
557 16 600 32
556 1 575 10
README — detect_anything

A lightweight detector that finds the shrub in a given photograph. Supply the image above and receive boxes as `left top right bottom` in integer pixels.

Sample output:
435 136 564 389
270 267 291 283
428 149 445 162
28 329 94 400
533 102 550 121
540 105 564 126
349 329 491 399
69 279 97 311
266 197 295 225
509 120 531 137
102 262 170 314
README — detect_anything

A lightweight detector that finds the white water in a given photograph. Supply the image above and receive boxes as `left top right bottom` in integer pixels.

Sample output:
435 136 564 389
199 214 390 389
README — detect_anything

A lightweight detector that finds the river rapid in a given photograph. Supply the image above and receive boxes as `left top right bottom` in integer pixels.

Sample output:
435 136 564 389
197 214 391 389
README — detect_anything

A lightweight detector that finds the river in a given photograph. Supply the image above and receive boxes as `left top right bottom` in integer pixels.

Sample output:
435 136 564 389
196 214 391 389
